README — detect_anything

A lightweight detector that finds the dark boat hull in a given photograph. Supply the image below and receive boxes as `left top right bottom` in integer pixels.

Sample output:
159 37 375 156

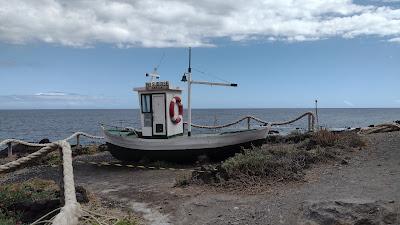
107 139 265 162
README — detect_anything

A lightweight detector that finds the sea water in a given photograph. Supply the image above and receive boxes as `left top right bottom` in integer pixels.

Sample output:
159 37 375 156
0 108 399 143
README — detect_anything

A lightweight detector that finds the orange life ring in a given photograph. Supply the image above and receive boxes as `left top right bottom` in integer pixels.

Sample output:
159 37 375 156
169 96 183 124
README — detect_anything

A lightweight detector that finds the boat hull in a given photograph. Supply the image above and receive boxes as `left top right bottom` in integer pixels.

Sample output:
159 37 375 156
107 138 265 162
103 128 269 162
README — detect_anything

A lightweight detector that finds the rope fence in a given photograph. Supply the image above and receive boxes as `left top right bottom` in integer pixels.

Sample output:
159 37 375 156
0 132 104 225
186 111 316 132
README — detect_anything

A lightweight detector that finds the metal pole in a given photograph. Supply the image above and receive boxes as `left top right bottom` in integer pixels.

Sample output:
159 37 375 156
7 142 12 158
187 47 192 137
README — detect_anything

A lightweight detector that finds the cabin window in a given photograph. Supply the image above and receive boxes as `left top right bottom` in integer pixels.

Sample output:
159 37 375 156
141 94 151 113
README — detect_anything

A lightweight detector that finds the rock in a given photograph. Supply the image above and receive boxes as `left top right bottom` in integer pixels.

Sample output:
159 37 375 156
299 199 399 225
395 120 400 124
268 130 280 134
75 186 90 203
98 144 108 152
8 199 60 223
39 138 50 144
340 159 349 165
368 124 375 128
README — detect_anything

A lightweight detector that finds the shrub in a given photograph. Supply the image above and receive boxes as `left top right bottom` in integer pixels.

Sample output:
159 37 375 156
221 145 315 182
0 179 59 223
311 129 339 147
336 132 366 148
174 173 192 187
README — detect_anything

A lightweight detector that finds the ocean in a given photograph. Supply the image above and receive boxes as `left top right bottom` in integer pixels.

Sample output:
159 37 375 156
0 108 399 143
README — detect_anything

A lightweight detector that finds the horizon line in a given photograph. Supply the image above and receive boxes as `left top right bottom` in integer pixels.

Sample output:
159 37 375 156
1 107 400 110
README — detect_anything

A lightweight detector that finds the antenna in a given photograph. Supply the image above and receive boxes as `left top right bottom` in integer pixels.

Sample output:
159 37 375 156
145 52 165 82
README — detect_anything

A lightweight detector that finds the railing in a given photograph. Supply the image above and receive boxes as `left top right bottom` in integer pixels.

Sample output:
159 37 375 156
185 112 316 132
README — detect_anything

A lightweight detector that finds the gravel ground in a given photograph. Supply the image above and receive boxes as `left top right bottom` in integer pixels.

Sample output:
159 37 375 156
1 131 399 225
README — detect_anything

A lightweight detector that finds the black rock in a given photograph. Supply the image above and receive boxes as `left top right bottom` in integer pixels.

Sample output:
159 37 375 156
368 124 375 128
340 159 349 165
268 130 280 134
8 199 60 223
75 185 90 203
39 138 51 144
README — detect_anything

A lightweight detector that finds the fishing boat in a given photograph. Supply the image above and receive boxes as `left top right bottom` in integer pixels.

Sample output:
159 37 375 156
102 48 270 161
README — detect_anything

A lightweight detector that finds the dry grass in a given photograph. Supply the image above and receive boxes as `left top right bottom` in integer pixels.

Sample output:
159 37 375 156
174 172 192 187
0 178 60 224
189 130 366 189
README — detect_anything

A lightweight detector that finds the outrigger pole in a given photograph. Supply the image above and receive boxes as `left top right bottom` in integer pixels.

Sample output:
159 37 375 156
181 47 238 137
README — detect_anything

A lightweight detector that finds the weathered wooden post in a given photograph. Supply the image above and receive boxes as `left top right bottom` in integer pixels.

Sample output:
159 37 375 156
7 142 12 158
311 114 315 132
247 117 251 130
76 134 80 149
58 146 65 206
315 100 319 131
308 114 312 132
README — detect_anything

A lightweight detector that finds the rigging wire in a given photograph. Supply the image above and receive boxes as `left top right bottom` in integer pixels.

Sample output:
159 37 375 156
154 52 166 71
192 66 232 83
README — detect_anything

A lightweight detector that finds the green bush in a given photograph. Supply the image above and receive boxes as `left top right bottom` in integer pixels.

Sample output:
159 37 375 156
0 179 59 223
221 145 318 181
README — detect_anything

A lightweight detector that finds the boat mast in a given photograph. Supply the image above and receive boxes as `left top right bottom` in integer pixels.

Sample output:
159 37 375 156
182 47 237 137
187 47 192 136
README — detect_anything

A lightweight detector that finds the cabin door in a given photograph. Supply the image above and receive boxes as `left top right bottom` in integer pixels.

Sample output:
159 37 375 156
152 94 166 136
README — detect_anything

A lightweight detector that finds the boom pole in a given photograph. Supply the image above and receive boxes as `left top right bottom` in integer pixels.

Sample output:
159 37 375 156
182 47 237 137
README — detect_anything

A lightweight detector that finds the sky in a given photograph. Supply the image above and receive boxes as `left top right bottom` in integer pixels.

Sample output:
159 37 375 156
0 0 399 109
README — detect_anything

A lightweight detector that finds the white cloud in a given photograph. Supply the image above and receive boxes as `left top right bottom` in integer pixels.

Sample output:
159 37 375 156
0 0 400 47
344 100 355 107
0 92 117 109
389 37 400 42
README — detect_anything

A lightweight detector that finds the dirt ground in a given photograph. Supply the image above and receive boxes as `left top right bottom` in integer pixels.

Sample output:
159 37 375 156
1 131 399 225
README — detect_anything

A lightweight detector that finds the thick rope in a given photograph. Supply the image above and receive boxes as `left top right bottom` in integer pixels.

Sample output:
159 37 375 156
0 132 104 225
270 112 315 126
358 123 400 134
51 140 81 225
0 143 56 173
186 112 315 129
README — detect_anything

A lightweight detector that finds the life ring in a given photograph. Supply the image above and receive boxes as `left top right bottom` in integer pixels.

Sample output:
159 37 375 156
169 96 183 124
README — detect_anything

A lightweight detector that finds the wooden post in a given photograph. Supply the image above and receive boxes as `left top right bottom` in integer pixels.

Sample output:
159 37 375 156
76 134 80 149
7 142 12 158
247 117 251 130
308 114 312 132
311 114 315 132
315 100 319 131
58 146 65 206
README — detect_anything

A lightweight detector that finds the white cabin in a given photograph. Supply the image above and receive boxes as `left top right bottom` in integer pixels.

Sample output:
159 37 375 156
134 81 183 138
